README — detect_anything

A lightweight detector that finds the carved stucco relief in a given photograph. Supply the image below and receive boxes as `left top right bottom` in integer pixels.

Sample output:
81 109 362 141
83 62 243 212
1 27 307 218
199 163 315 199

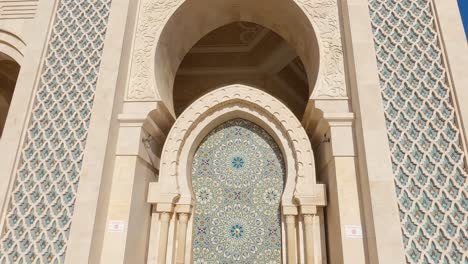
298 0 347 98
126 0 183 100
125 0 347 101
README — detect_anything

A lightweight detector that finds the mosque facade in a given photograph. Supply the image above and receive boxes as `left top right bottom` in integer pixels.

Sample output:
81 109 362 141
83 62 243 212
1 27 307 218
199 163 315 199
0 0 466 263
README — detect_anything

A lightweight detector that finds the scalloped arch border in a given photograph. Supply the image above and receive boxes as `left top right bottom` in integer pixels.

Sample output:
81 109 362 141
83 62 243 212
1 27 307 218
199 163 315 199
157 84 321 208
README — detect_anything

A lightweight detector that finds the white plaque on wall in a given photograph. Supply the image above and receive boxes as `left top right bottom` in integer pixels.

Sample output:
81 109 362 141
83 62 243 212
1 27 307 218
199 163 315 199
108 220 125 233
345 225 363 239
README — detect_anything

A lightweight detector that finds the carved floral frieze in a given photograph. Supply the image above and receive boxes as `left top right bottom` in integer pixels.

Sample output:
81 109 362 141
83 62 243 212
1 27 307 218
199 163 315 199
298 0 347 98
126 0 182 100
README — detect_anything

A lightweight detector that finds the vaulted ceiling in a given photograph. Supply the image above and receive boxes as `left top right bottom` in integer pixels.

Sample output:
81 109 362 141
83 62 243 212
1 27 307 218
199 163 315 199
174 22 309 118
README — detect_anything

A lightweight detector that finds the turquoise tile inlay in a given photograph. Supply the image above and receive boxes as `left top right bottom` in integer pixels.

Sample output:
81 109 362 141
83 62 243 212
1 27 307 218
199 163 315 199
192 119 284 263
368 0 468 262
0 0 112 263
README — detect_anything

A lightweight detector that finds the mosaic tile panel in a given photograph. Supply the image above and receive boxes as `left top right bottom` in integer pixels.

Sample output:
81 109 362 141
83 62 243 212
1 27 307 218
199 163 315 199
368 0 468 262
0 0 112 263
192 119 284 263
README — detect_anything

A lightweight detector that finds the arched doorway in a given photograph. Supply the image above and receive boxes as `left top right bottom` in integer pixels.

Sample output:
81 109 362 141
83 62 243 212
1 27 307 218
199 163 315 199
191 119 285 262
148 85 326 263
116 0 348 262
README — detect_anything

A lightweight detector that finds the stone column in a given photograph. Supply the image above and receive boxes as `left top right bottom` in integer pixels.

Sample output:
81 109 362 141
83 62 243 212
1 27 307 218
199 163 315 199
147 207 160 264
99 116 159 263
158 212 172 264
314 207 327 264
175 204 192 264
300 204 325 264
147 183 180 264
285 214 297 263
303 214 315 264
339 0 407 261
304 108 367 263
175 213 189 263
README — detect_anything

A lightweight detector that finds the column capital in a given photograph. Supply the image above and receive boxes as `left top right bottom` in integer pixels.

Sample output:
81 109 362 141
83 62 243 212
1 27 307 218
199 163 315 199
175 204 192 214
295 183 327 207
178 213 189 223
148 182 181 213
282 205 298 216
300 205 318 216
303 105 355 148
285 214 297 224
156 203 175 213
159 212 172 221
302 214 314 224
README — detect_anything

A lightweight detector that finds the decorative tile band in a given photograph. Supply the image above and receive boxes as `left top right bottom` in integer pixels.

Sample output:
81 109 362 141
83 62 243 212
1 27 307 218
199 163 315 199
368 0 468 262
0 0 112 263
192 119 284 263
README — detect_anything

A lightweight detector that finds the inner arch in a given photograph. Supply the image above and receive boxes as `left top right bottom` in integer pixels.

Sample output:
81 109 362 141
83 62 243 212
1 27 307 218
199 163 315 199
174 22 309 118
191 118 285 262
155 0 320 115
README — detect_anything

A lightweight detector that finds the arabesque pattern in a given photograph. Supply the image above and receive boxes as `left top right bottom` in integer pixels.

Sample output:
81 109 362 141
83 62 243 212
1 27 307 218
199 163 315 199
368 0 468 262
0 0 112 263
192 119 284 263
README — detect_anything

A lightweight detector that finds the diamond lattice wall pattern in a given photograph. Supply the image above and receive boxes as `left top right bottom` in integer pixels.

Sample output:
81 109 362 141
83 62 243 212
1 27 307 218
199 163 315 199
192 119 284 263
0 0 112 263
368 0 468 262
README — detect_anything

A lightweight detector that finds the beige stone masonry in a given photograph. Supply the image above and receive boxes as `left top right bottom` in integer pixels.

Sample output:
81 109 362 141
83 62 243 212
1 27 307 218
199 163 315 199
339 0 406 262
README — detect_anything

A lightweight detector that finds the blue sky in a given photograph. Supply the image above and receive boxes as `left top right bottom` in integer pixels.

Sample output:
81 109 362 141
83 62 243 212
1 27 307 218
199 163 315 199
459 0 468 40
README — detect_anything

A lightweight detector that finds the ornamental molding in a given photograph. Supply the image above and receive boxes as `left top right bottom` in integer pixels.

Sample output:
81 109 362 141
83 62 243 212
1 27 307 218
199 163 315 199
126 0 183 100
126 0 347 101
298 0 347 98
156 85 323 206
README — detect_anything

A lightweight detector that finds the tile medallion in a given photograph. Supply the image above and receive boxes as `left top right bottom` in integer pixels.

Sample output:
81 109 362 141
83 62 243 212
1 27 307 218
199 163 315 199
192 119 284 263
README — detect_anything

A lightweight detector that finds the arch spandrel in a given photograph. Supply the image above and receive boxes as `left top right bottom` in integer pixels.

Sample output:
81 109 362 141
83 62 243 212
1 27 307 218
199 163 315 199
126 0 347 114
155 85 326 209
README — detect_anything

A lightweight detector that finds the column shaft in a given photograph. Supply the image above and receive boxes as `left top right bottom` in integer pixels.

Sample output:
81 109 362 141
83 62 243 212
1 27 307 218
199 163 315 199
176 213 189 264
303 214 315 263
158 213 171 264
285 215 297 263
